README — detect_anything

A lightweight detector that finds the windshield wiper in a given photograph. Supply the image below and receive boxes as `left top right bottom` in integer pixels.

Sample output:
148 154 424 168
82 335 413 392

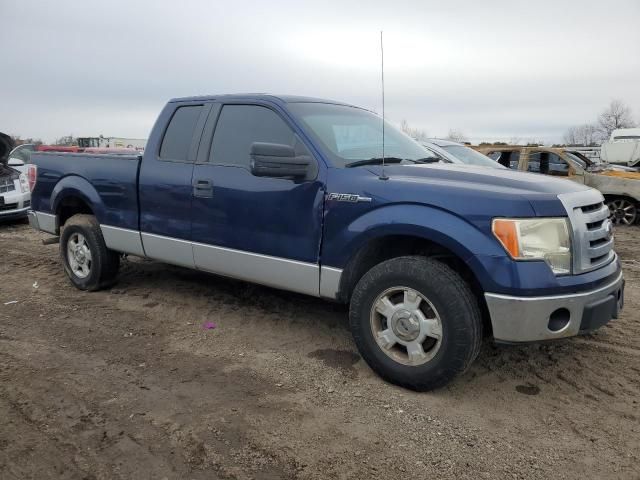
344 157 405 168
412 157 440 163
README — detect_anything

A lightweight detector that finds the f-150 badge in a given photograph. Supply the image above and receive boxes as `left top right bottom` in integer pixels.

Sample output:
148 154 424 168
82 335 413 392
326 193 372 203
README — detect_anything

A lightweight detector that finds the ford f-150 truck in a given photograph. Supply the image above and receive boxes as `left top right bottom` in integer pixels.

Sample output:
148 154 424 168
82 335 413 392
27 95 624 391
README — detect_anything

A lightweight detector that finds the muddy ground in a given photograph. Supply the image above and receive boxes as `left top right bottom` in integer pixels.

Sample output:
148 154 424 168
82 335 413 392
0 220 638 479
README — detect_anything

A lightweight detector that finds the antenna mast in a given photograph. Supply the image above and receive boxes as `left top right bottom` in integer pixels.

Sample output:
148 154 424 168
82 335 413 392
379 30 388 180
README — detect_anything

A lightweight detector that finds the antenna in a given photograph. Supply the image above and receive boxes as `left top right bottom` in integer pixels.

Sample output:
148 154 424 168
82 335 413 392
379 30 388 180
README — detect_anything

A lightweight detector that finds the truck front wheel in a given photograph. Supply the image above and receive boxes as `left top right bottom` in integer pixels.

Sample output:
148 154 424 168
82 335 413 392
349 256 482 391
60 214 120 291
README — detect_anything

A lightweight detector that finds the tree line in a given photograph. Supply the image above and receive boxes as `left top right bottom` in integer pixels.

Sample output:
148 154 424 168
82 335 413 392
563 100 637 146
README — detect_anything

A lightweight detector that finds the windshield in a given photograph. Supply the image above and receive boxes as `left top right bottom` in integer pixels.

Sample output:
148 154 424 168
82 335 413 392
442 145 503 168
287 103 438 167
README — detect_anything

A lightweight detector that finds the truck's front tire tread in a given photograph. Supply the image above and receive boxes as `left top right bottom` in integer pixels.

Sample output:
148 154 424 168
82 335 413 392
349 256 483 391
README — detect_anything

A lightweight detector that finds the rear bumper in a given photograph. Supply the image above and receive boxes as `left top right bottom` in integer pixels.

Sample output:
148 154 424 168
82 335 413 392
486 271 624 343
27 210 39 229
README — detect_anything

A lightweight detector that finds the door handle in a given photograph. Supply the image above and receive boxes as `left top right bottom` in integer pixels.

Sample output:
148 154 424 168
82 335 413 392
193 179 213 198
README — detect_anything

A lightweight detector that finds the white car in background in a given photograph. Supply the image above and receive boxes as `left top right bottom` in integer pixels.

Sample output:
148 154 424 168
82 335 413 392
420 138 504 168
0 134 32 221
600 128 640 168
6 143 37 174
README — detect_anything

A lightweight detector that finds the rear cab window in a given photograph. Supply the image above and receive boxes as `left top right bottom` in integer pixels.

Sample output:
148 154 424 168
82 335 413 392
159 105 204 162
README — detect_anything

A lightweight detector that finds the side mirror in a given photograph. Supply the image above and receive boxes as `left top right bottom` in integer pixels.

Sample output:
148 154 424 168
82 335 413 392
250 142 311 179
8 157 24 167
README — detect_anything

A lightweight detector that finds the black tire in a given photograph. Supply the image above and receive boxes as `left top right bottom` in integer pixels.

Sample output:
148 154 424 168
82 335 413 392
606 197 638 226
349 256 482 391
60 214 120 291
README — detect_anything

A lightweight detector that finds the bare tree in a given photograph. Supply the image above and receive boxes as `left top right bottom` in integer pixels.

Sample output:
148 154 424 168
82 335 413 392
446 129 468 143
400 120 429 141
563 123 598 146
563 126 578 145
54 134 77 146
9 135 43 146
597 100 636 140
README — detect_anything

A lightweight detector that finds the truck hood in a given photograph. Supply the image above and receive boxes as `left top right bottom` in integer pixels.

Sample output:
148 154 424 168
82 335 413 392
394 163 589 195
358 163 591 219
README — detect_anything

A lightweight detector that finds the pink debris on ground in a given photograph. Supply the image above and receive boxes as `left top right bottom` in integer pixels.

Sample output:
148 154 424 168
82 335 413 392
202 321 217 330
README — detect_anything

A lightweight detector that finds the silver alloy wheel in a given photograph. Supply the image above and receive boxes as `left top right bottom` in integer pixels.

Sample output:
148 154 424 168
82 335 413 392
369 286 443 366
607 199 637 226
66 232 92 279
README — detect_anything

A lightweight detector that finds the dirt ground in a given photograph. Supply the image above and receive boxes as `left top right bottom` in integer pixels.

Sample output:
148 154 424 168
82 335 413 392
0 220 638 480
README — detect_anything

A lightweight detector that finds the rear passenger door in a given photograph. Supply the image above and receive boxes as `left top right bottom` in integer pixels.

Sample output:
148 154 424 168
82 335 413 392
138 102 211 267
190 102 325 295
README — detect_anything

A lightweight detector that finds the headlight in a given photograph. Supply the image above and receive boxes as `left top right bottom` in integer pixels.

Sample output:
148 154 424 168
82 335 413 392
492 218 571 275
18 173 29 193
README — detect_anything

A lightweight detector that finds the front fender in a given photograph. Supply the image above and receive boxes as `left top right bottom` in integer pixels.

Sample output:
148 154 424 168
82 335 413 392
322 204 510 294
324 204 505 266
51 175 107 222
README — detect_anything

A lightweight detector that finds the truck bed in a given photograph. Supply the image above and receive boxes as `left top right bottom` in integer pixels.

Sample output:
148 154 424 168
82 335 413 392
30 152 142 231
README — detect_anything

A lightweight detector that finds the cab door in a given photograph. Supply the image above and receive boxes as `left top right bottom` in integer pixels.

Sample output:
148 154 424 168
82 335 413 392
190 102 325 295
138 103 211 267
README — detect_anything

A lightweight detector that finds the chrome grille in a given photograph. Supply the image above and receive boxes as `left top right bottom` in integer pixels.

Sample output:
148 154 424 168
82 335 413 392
558 190 615 274
0 177 15 194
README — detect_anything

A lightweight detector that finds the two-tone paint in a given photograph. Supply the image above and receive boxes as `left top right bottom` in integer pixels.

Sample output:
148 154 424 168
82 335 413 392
27 94 624 343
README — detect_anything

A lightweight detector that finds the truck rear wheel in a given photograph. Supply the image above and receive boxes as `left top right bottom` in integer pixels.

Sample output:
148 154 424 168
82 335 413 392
60 214 120 291
349 256 482 391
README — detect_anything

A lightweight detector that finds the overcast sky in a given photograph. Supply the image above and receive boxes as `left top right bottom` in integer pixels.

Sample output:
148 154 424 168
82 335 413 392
1 0 639 144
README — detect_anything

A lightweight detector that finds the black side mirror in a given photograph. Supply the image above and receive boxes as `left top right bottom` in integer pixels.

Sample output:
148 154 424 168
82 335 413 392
250 142 311 179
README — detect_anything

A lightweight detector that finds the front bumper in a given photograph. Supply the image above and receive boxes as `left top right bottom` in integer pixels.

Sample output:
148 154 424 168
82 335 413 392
0 187 31 220
485 271 624 343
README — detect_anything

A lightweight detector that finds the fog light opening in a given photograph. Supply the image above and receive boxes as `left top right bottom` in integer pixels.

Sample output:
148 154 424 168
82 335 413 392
548 308 570 332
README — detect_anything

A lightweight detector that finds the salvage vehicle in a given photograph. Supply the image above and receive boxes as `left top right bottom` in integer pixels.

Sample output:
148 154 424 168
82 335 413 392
27 95 624 390
477 145 640 225
421 138 503 168
600 128 640 168
0 133 31 221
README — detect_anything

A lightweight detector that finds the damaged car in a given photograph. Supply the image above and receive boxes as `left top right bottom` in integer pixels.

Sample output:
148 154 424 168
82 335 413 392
0 133 32 221
476 145 640 225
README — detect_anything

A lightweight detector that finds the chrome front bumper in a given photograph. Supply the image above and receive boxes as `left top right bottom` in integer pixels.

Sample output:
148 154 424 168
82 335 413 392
486 271 624 343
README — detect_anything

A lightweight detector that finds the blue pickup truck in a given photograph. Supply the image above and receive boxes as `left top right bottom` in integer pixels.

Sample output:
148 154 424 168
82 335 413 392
28 94 624 390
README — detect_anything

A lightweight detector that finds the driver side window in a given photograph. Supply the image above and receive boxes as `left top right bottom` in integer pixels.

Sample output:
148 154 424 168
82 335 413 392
210 105 309 168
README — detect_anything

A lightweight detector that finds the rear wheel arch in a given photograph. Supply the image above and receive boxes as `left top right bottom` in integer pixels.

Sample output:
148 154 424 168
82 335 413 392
56 195 95 230
50 175 105 232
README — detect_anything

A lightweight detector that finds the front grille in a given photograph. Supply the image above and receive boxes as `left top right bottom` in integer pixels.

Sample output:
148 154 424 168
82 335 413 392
558 191 615 274
0 177 15 194
0 202 19 212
